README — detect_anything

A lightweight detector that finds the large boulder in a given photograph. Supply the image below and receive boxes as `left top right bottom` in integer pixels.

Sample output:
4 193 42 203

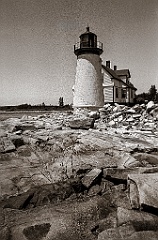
98 206 158 239
128 173 158 210
146 101 155 112
81 168 102 188
150 106 158 119
67 117 94 129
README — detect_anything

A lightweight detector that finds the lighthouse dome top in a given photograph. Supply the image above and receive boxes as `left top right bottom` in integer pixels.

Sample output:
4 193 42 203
74 27 103 56
79 27 97 38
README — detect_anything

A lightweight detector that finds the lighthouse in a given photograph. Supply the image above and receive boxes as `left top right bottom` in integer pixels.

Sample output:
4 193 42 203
73 27 104 109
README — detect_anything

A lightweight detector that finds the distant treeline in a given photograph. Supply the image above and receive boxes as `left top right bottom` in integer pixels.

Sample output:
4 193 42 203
0 103 72 111
135 85 158 104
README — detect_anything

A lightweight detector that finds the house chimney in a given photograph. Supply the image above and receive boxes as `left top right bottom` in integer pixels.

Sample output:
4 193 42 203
106 60 111 68
114 65 117 71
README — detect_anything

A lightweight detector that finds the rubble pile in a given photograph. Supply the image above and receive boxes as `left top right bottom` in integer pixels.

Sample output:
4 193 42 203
98 101 158 134
0 102 157 239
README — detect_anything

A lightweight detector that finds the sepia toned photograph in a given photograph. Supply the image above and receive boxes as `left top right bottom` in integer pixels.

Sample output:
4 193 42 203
0 0 158 239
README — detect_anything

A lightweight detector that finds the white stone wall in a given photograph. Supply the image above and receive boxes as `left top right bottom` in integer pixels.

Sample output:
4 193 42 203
73 54 104 108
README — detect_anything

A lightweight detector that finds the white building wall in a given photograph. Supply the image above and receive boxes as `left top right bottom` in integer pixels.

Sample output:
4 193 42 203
102 72 114 103
73 53 104 108
103 72 112 85
103 87 113 103
102 69 136 104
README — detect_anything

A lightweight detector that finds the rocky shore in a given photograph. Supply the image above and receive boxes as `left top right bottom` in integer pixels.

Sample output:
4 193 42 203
0 101 158 240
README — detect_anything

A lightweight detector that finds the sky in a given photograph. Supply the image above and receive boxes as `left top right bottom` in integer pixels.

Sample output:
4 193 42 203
0 0 158 106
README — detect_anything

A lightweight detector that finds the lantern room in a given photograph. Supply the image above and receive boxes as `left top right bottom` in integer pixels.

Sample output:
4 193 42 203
74 27 103 56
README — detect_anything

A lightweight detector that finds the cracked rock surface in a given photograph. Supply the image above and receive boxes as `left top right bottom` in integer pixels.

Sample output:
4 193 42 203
0 102 158 239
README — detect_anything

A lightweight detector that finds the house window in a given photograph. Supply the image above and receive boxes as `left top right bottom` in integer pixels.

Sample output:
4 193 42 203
115 88 118 98
122 88 126 98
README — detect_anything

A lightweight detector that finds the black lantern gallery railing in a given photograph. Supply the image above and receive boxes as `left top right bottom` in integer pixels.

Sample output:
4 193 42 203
74 41 103 56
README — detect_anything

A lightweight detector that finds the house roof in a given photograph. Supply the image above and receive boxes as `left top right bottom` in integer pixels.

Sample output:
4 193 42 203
102 65 137 90
115 69 131 78
102 65 121 81
128 82 137 91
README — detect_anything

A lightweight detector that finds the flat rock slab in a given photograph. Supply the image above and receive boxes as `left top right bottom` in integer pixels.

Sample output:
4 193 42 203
128 173 158 209
81 168 102 188
103 167 158 181
133 153 158 166
0 196 105 240
98 228 158 240
0 137 15 153
117 207 158 231
103 168 140 181
67 117 94 129
15 123 36 131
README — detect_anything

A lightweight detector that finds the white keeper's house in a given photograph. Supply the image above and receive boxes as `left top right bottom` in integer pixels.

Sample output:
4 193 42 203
102 61 137 104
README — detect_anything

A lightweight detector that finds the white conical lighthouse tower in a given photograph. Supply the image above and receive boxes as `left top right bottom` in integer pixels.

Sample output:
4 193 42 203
73 27 104 109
